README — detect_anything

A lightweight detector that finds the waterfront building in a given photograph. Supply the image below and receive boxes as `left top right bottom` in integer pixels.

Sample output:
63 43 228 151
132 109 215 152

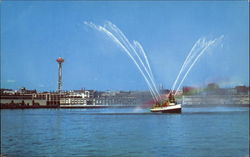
59 90 94 106
182 94 249 106
1 85 249 109
0 88 64 108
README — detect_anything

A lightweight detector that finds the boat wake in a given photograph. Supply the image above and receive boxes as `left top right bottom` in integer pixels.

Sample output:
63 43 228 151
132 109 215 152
64 106 248 116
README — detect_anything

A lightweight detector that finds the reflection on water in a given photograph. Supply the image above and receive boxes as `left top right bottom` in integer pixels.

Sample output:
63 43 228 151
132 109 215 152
1 106 249 157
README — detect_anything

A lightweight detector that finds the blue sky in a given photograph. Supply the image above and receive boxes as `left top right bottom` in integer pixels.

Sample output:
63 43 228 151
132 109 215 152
1 1 249 91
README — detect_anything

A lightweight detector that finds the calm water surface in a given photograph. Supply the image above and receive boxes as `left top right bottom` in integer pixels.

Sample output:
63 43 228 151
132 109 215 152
1 106 249 157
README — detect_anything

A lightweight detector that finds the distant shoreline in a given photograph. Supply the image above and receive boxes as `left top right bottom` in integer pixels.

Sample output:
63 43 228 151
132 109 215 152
0 104 249 109
0 105 136 109
183 104 249 108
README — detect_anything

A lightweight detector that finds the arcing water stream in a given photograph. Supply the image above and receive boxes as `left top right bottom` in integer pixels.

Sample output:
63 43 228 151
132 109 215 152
171 36 224 95
84 21 161 102
85 21 223 102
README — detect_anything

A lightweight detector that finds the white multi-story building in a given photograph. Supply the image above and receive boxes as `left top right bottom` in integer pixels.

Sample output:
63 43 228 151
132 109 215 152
59 90 91 105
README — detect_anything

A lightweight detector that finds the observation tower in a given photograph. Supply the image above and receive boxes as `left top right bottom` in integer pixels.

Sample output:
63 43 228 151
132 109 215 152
56 57 64 92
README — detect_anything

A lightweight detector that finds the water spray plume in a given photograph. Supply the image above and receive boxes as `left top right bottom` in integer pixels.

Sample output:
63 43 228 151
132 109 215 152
171 38 204 92
85 21 224 103
133 41 160 99
85 21 161 102
173 35 224 95
104 22 161 100
104 22 161 101
133 41 155 86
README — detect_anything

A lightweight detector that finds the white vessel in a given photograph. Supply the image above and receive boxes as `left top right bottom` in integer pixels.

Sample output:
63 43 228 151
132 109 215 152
150 93 182 113
150 103 181 113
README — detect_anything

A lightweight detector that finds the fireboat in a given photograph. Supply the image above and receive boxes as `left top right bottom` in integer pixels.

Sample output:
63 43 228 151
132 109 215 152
150 93 182 113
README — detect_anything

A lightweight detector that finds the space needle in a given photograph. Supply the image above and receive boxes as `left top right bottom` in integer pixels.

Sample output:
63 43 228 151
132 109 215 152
56 57 64 92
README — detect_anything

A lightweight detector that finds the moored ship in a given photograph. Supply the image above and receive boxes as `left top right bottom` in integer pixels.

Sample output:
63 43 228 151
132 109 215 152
150 93 182 113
